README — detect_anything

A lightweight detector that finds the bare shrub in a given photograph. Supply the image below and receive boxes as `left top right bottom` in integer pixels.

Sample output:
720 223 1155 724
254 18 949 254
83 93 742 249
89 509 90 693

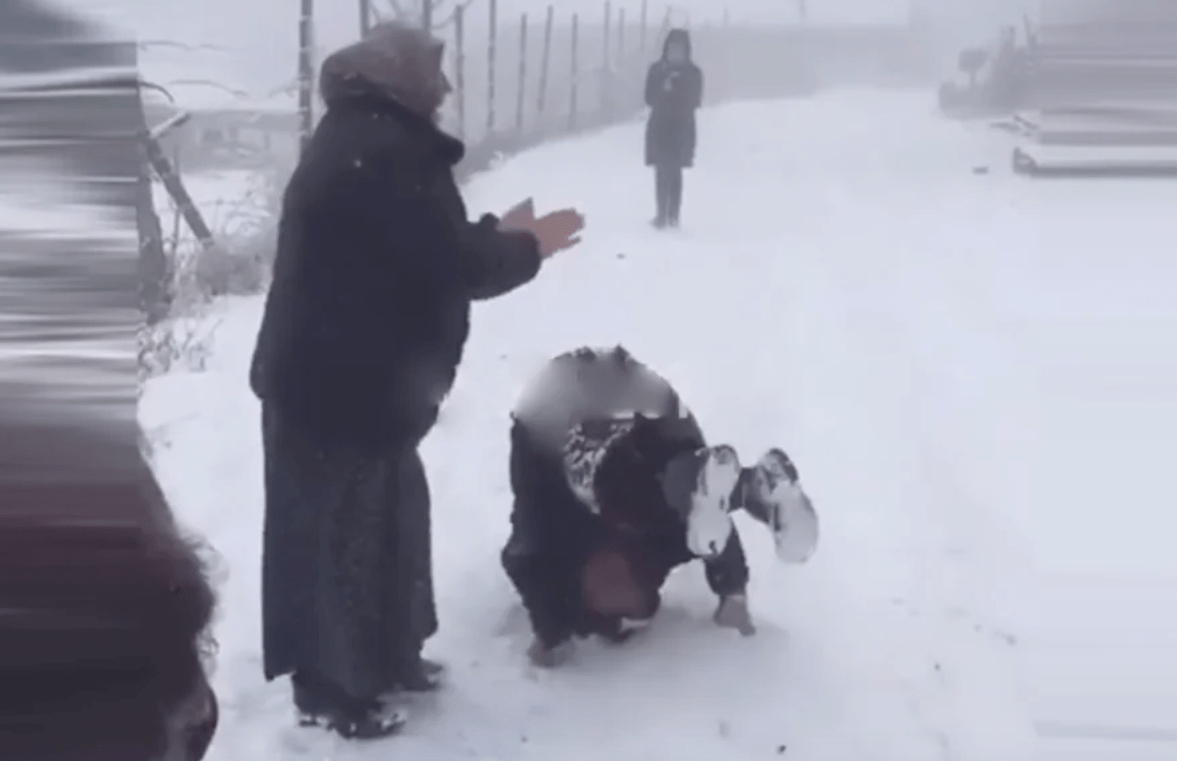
159 166 285 312
138 313 222 381
170 223 276 310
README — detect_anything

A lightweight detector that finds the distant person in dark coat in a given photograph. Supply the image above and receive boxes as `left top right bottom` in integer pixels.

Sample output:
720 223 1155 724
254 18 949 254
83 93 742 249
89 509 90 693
644 27 702 229
248 21 584 740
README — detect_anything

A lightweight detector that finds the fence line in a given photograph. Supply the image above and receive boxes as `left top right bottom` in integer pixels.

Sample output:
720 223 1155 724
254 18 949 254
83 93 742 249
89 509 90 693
292 1 717 175
267 1 930 178
154 6 927 179
432 1 696 175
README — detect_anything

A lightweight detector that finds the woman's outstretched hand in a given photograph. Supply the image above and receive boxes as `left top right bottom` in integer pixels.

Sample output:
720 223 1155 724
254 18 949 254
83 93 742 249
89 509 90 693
530 209 584 258
500 199 585 259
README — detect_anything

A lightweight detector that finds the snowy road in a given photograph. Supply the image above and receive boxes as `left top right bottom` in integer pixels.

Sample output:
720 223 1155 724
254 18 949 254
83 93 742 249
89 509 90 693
140 91 1177 761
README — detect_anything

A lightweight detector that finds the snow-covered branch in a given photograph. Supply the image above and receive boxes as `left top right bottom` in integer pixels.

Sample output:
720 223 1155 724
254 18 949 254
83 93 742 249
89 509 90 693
138 40 229 53
159 79 251 100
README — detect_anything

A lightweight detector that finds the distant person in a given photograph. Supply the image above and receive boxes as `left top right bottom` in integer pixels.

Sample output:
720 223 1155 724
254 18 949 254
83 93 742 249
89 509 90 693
644 28 703 229
248 21 584 739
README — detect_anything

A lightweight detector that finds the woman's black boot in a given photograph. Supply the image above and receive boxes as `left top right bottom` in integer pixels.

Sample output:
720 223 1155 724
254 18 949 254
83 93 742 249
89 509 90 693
292 670 404 739
653 167 670 228
667 168 684 227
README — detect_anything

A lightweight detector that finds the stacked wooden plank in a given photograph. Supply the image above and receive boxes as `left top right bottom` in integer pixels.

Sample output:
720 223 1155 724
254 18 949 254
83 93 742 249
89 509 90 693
1012 0 1177 176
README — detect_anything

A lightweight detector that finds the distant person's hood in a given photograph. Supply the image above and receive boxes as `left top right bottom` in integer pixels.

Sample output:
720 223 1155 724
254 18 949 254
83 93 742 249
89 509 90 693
661 27 692 61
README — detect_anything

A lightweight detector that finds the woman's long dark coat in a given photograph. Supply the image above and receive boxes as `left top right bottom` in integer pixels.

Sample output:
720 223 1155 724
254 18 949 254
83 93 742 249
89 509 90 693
249 85 542 699
644 29 703 168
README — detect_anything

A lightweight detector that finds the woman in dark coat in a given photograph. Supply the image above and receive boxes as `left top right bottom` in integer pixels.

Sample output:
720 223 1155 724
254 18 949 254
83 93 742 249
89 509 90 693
248 22 583 739
644 28 703 228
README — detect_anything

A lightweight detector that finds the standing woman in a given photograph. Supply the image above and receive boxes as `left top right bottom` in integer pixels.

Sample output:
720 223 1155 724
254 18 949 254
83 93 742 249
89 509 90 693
644 28 703 229
249 21 583 740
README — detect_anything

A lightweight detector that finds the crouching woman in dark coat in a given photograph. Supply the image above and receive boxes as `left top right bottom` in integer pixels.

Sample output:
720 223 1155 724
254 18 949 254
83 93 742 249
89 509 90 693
248 22 583 739
501 347 820 668
644 28 703 228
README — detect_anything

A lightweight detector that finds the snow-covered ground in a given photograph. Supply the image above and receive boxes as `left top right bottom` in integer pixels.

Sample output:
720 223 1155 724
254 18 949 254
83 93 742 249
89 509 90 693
139 90 1177 761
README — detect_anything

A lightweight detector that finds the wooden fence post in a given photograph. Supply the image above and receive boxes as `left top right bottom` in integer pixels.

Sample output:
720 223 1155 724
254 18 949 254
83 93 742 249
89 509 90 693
359 0 371 35
515 13 528 134
487 0 498 139
602 0 611 114
569 12 579 129
454 1 466 139
298 0 315 155
618 8 625 67
143 133 215 251
134 98 169 323
537 5 554 118
640 0 648 53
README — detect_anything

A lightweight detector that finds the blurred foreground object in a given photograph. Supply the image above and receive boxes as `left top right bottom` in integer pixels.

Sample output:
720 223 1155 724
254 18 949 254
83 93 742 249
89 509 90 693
1011 0 1177 176
0 2 219 759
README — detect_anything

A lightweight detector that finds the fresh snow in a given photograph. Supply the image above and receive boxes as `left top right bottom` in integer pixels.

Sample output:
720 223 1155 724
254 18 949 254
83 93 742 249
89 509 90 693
139 90 1177 761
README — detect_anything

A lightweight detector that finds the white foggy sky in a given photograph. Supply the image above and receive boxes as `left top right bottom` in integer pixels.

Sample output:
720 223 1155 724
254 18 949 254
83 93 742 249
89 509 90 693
84 0 1036 45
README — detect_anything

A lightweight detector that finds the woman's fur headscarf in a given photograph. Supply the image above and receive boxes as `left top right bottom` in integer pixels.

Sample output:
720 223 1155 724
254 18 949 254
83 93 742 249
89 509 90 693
319 21 449 119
